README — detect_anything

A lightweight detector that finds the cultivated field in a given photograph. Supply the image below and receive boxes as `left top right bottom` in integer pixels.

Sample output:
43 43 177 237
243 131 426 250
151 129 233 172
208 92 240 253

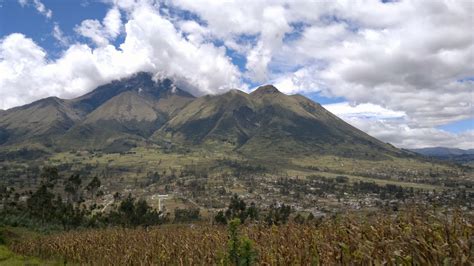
10 208 473 265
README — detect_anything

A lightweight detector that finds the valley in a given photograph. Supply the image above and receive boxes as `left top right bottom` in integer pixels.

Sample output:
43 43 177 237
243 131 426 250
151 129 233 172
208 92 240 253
0 73 472 265
2 0 473 263
2 142 472 218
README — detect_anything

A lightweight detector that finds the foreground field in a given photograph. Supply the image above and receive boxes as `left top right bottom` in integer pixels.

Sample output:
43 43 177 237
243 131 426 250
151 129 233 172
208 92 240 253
11 208 473 265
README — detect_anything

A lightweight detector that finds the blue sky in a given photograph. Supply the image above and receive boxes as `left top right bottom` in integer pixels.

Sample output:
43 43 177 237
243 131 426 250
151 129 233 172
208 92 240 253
0 0 350 103
0 0 472 148
439 118 474 134
1 0 111 56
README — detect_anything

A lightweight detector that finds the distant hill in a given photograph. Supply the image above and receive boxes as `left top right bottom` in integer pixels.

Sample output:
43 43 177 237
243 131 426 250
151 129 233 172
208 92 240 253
0 72 407 159
410 147 474 165
410 147 474 156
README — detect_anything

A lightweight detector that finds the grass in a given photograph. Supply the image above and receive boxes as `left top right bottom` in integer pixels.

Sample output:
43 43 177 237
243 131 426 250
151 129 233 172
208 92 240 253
49 146 460 174
47 146 241 176
292 154 458 176
0 227 62 265
41 145 473 194
0 245 51 265
287 168 443 190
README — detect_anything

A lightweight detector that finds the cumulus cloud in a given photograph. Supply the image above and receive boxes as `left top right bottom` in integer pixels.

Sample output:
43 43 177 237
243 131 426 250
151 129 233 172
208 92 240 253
75 7 123 46
0 1 243 110
178 20 210 45
324 102 406 120
344 117 474 150
324 102 473 149
2 0 473 148
18 0 52 18
245 5 291 82
280 0 474 129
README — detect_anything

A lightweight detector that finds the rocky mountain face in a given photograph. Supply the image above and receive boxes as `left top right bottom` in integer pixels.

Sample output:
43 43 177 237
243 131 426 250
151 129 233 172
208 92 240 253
0 73 194 151
0 72 404 158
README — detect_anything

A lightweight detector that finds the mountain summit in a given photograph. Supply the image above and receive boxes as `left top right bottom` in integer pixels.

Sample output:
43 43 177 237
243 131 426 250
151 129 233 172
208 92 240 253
251 85 281 95
156 83 400 159
0 73 194 151
0 72 402 158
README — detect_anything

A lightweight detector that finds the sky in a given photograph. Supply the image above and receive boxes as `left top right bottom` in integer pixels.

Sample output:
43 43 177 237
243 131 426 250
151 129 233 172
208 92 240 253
0 0 473 149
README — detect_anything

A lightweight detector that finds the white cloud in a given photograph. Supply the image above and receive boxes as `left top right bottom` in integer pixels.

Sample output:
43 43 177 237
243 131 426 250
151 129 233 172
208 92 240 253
324 102 406 120
324 102 473 149
75 7 122 46
103 7 122 39
346 117 474 150
75 20 110 46
2 0 473 149
52 23 69 46
271 67 327 95
178 20 210 45
166 1 294 81
245 5 291 82
0 1 243 110
18 0 52 18
282 0 473 129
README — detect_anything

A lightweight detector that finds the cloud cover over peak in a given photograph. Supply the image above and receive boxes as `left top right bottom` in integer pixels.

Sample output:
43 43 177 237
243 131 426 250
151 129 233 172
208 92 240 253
0 0 473 148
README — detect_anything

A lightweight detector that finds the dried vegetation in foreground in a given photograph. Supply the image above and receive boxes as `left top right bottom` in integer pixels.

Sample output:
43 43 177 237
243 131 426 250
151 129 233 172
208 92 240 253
11 208 474 265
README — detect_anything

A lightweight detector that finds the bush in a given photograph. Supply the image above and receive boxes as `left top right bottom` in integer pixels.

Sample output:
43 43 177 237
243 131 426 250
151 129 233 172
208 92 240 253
335 175 349 183
174 208 200 223
264 203 291 226
227 218 257 265
0 228 5 245
214 195 259 225
106 194 164 227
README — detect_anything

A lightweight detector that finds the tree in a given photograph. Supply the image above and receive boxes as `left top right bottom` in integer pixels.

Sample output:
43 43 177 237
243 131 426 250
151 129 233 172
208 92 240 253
26 184 55 222
225 194 248 223
40 166 59 187
226 218 257 265
215 210 227 225
174 208 200 223
335 176 349 183
86 176 101 197
215 196 260 225
265 203 291 226
64 174 82 203
246 202 259 221
293 213 305 224
107 194 164 227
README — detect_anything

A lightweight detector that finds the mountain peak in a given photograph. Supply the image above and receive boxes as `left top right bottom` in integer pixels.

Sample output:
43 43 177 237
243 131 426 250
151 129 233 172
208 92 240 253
251 85 281 95
72 72 193 113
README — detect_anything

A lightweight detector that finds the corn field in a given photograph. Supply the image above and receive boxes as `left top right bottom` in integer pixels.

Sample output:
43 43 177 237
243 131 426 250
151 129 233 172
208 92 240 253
11 208 474 265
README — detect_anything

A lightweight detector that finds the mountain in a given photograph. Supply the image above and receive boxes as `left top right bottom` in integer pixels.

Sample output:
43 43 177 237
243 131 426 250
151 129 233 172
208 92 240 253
0 97 83 146
155 85 401 159
0 72 405 159
411 147 474 157
411 147 474 165
0 73 194 152
58 73 194 151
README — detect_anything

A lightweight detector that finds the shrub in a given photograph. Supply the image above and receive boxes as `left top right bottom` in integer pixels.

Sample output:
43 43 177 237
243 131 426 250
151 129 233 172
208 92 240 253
0 228 5 245
227 218 257 265
173 208 200 223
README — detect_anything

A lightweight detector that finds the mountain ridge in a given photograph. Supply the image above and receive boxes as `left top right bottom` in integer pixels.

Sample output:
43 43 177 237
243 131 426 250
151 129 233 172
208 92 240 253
411 147 474 156
0 72 406 159
410 147 474 165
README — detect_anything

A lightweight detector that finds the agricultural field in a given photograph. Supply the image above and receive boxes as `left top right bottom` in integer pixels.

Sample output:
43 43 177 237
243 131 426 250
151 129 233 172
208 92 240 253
1 145 473 217
0 227 62 265
1 145 473 264
8 208 474 265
